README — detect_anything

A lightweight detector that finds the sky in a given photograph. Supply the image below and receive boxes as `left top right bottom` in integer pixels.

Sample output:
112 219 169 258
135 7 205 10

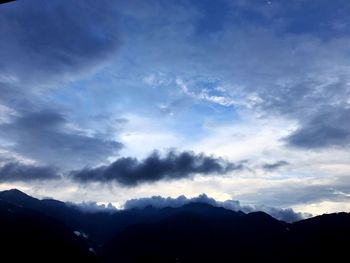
1 0 350 216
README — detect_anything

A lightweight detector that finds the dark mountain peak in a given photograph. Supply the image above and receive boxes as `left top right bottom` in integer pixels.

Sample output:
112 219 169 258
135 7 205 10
0 188 28 196
248 211 279 221
41 198 66 207
297 211 349 222
292 211 350 229
0 188 38 205
317 211 349 218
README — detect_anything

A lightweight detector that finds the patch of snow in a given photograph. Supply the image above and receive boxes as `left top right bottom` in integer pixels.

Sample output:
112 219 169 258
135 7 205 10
73 230 88 238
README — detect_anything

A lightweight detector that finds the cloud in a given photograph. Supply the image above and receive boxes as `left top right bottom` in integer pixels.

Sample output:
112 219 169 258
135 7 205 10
236 175 350 209
114 0 350 150
0 0 349 215
257 206 309 224
0 110 122 169
124 194 217 210
262 160 289 171
0 0 123 170
0 0 119 85
71 150 241 186
68 201 117 213
0 162 59 182
124 193 310 223
286 107 350 148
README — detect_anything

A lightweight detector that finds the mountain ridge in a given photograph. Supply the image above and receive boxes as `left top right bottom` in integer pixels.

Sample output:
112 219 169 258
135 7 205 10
0 188 349 262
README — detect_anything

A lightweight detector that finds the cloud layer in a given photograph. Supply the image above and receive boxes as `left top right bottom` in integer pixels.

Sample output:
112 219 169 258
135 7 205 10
0 1 122 170
0 162 59 182
0 0 119 85
286 107 350 148
0 111 122 169
71 150 240 186
124 194 310 223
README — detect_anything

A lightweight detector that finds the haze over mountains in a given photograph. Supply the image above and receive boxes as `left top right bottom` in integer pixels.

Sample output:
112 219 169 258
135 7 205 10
0 189 349 262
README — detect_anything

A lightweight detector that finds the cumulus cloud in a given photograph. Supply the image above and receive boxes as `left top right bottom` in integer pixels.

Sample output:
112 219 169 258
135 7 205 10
68 201 117 213
0 110 122 169
0 0 119 85
124 194 310 223
262 160 289 171
0 162 59 182
71 150 241 186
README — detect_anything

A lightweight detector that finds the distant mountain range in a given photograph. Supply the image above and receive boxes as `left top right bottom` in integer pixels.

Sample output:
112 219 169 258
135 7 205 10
0 189 349 262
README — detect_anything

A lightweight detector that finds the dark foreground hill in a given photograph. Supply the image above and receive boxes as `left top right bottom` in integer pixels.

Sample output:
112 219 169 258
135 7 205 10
0 189 349 263
0 196 95 262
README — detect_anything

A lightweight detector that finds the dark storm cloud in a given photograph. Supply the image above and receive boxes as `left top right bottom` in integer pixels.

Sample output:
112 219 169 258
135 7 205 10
286 107 350 148
0 0 119 84
263 160 289 171
124 194 309 223
0 162 59 182
71 150 241 186
0 111 122 169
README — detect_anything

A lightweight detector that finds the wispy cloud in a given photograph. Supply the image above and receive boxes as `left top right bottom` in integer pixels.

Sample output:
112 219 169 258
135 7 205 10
0 110 122 169
262 160 289 171
0 162 59 182
0 0 120 86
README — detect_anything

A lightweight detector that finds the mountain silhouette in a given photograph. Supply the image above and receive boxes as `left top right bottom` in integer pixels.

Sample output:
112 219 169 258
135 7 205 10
0 192 95 262
0 189 349 262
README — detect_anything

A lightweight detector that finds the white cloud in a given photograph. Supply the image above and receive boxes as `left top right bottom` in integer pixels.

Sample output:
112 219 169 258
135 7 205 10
117 114 188 158
293 201 350 215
